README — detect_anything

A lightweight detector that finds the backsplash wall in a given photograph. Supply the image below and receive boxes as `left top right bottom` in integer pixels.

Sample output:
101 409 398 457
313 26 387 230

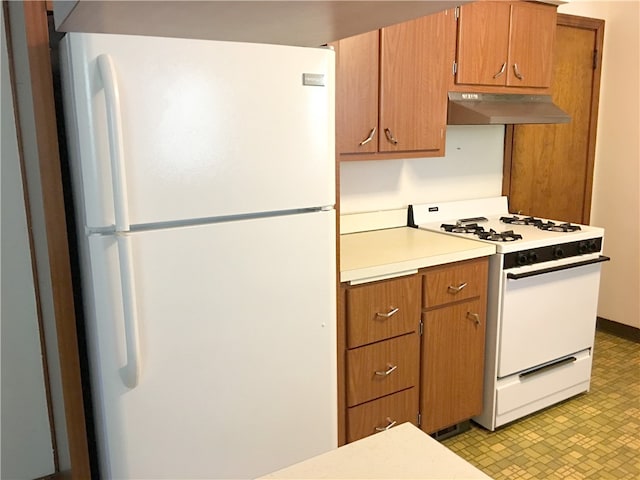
339 125 505 213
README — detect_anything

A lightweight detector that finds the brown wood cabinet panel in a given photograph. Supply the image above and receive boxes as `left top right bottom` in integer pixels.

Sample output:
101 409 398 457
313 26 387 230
379 11 452 153
421 298 486 433
333 30 379 155
347 388 418 443
455 1 511 86
507 2 557 88
336 10 455 161
455 1 556 90
505 15 603 224
346 333 419 407
346 275 420 348
422 258 488 309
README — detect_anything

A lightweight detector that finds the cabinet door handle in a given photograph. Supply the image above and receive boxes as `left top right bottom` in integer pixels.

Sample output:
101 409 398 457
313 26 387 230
375 364 398 376
375 417 397 432
447 282 468 294
493 62 506 79
513 63 524 80
384 128 399 145
467 311 481 326
376 307 399 319
359 127 377 146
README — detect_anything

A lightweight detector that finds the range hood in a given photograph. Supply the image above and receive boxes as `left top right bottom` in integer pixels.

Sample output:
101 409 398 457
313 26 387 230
447 92 571 125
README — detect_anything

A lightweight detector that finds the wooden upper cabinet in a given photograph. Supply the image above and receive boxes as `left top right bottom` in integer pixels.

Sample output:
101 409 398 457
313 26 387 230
455 1 557 90
507 2 557 88
455 2 511 87
334 10 456 160
333 31 379 155
379 13 452 153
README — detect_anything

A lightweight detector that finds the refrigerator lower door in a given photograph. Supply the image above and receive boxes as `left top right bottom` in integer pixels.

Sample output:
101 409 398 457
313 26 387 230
82 210 337 479
61 32 335 229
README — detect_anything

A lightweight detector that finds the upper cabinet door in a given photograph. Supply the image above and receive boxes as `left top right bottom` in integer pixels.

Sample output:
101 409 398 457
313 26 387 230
507 2 557 88
455 2 511 86
379 11 453 153
333 31 380 155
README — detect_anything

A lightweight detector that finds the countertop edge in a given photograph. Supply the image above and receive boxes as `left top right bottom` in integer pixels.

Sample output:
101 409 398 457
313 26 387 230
340 245 495 284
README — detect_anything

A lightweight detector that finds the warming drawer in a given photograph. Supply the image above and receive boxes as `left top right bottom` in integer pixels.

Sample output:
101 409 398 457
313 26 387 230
495 349 592 427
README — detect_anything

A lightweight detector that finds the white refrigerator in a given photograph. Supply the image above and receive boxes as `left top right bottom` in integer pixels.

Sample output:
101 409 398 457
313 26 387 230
60 32 337 479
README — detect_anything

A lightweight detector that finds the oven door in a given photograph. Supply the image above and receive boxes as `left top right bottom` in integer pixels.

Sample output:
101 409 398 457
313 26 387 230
497 254 608 378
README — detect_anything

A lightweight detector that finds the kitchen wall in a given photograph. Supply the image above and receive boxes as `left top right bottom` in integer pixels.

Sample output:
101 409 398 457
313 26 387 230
557 0 640 329
340 125 505 213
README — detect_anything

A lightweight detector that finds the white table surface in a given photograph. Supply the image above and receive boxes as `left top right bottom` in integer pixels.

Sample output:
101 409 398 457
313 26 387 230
258 423 493 479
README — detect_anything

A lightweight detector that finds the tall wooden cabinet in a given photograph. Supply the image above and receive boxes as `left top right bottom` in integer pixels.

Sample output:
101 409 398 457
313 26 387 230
338 257 489 444
454 1 557 91
333 10 456 160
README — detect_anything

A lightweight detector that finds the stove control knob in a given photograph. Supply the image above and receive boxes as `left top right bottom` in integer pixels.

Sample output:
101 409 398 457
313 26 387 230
578 242 590 254
588 240 599 252
528 251 539 264
517 253 529 266
553 246 565 259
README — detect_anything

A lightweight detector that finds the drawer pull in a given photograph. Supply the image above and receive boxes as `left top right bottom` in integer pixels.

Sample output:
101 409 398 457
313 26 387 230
467 311 481 325
448 282 468 294
376 307 399 319
375 417 397 432
375 364 398 376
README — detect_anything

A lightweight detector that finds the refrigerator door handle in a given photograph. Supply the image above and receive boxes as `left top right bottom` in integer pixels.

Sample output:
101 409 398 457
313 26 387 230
116 233 141 388
97 54 131 232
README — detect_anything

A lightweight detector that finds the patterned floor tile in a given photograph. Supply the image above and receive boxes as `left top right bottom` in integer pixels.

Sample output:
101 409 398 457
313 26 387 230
442 330 640 479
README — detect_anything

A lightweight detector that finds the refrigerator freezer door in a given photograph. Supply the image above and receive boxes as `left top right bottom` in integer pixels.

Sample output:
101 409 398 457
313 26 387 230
82 210 337 479
61 33 335 229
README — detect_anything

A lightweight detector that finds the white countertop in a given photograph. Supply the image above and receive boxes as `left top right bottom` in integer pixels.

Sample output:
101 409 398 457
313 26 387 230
340 227 495 284
258 423 492 479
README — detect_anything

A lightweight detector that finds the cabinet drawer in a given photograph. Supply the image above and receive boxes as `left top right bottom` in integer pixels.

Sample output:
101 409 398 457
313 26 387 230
347 388 418 443
423 258 488 308
346 275 420 348
347 333 419 407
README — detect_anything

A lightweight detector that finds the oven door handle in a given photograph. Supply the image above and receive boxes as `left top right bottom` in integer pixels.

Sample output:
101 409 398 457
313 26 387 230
506 255 610 280
519 356 577 379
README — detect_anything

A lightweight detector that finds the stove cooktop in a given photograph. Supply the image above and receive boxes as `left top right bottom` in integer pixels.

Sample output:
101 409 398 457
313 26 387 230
410 197 604 254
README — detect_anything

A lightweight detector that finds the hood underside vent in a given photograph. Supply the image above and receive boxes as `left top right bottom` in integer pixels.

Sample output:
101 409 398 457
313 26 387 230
447 92 571 125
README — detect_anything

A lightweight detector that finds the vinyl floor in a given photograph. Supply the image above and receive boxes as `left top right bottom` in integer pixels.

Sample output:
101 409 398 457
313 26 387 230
442 330 640 479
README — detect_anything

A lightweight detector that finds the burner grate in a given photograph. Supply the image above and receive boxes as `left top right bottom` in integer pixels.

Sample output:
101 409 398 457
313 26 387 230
477 229 523 242
501 215 581 232
537 221 582 232
441 223 486 234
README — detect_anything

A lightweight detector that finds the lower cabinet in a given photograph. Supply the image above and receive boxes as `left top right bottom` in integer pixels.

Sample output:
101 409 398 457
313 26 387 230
421 299 486 433
339 257 489 444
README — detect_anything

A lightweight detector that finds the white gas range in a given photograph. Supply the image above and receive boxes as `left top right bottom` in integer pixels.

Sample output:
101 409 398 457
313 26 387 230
409 197 609 430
